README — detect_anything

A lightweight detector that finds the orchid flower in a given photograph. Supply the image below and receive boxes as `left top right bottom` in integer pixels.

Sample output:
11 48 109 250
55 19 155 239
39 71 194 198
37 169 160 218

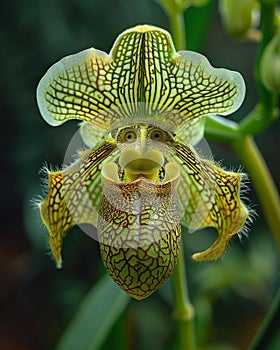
37 25 249 299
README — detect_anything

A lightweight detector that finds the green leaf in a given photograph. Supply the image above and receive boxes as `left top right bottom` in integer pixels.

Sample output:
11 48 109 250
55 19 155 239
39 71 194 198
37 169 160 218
56 274 130 350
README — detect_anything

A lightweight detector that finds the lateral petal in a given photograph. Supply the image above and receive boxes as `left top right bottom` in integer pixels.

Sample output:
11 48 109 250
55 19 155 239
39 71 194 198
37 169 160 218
40 141 117 266
172 141 249 261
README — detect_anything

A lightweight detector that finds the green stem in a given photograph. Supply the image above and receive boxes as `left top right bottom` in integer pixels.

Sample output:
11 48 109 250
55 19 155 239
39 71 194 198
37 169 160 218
232 136 280 250
238 104 276 137
256 0 276 117
239 1 278 136
168 8 186 50
204 114 240 143
171 241 196 350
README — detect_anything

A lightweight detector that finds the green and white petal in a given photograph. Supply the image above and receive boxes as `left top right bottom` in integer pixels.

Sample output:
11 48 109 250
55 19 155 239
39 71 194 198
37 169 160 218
37 47 114 129
37 25 245 133
166 49 245 131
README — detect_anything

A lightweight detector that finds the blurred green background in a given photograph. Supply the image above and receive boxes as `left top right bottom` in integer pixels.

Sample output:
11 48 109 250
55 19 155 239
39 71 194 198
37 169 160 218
1 0 279 349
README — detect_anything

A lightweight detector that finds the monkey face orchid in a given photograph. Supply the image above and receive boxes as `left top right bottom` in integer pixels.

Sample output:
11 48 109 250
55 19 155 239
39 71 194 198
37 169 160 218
37 25 248 299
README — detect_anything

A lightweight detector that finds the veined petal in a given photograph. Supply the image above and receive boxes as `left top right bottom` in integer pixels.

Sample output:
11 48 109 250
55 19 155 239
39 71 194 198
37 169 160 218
40 141 117 266
37 25 245 133
172 142 249 261
166 50 245 131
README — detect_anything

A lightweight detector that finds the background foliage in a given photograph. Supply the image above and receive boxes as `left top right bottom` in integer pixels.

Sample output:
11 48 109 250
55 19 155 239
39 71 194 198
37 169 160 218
0 0 279 349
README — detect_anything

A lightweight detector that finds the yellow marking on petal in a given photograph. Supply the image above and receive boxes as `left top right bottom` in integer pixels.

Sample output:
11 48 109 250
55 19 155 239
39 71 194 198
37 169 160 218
128 25 159 33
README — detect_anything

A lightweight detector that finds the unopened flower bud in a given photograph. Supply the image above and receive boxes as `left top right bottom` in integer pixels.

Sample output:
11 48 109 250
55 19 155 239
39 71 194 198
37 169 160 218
219 0 258 38
260 32 280 94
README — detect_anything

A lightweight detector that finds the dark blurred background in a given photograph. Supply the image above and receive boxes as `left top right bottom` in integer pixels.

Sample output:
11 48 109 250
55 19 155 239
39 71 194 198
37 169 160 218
1 0 279 349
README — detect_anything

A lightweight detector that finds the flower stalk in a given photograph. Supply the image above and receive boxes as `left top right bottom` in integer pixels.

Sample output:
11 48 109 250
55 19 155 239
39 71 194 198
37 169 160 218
169 8 186 50
232 136 280 250
171 241 196 349
158 0 187 50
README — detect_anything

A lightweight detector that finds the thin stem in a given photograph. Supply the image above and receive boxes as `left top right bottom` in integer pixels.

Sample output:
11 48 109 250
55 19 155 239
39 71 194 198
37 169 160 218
171 241 196 350
238 104 277 137
239 0 278 137
256 1 276 117
169 9 186 50
204 114 240 143
232 136 280 250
